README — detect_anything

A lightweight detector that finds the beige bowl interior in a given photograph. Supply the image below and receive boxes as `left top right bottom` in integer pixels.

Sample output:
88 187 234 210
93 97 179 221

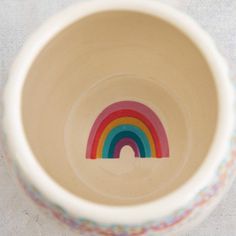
22 11 218 205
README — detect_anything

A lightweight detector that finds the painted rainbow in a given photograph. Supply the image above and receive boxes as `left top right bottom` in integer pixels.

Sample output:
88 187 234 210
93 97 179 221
86 101 169 159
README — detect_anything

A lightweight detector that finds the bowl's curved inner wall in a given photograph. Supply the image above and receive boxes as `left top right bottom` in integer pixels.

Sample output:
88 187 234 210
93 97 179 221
22 11 218 205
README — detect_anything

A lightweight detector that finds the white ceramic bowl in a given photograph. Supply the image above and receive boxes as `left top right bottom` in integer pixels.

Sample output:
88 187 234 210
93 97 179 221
1 1 236 235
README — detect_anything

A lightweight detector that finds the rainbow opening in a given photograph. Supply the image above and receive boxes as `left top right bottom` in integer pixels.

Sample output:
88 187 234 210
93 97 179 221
86 101 169 159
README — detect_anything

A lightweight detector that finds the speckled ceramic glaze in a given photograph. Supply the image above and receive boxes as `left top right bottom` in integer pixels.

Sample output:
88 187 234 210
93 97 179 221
1 1 236 235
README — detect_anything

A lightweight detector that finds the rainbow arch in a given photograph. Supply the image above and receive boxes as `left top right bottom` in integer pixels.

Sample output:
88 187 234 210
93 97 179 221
86 101 169 159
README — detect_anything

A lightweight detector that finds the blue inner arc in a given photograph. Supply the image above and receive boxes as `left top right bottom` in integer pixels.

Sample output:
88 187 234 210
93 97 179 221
102 125 151 158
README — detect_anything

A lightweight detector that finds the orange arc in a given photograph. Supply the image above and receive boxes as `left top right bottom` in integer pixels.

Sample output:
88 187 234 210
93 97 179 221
97 117 157 158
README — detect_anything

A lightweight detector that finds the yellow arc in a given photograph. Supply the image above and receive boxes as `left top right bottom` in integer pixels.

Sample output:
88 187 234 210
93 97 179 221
97 117 156 158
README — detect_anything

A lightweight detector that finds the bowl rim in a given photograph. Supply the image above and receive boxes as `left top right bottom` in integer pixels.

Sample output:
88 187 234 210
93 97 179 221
2 0 235 225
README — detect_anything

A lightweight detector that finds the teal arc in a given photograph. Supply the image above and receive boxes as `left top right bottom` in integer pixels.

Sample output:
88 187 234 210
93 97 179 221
102 124 151 158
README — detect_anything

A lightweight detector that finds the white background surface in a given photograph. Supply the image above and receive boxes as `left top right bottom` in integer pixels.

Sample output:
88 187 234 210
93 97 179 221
0 0 236 235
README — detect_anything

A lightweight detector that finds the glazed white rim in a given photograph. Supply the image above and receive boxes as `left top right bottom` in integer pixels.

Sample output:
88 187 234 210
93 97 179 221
2 0 235 225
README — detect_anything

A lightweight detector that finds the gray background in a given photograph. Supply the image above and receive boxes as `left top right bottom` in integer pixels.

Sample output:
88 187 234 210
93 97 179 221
0 0 236 235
